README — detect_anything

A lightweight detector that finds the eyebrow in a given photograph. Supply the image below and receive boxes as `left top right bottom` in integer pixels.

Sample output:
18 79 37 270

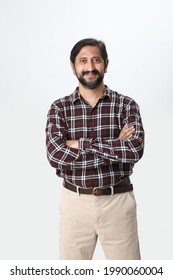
79 56 102 59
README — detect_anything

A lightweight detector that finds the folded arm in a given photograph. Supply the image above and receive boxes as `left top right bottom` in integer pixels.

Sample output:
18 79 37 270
46 104 105 170
46 99 144 170
67 100 144 163
66 124 135 148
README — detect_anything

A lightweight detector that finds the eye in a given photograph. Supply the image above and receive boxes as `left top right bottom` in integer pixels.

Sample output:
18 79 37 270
79 58 87 64
92 57 102 64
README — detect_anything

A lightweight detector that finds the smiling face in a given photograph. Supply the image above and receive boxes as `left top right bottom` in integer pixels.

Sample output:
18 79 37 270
71 45 109 89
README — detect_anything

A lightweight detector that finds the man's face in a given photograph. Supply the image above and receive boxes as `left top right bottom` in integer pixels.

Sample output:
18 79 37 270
71 45 108 89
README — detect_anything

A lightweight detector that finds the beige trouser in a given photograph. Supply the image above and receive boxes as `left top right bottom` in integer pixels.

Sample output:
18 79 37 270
59 187 141 260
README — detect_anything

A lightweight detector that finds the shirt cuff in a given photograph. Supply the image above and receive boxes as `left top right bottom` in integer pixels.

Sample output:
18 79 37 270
79 138 92 150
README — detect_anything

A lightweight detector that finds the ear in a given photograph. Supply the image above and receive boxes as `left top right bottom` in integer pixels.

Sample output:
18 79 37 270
104 59 109 73
70 62 76 75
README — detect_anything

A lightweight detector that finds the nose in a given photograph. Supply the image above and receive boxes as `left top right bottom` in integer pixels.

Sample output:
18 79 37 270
86 59 95 71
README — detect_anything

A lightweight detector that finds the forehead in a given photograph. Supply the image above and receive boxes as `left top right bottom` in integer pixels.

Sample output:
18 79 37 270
76 45 102 59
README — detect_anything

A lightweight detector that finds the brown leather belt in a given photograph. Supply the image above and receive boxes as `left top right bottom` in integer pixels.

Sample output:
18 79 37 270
63 177 133 196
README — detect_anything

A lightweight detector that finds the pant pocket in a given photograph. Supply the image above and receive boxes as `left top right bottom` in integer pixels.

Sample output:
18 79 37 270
128 191 137 204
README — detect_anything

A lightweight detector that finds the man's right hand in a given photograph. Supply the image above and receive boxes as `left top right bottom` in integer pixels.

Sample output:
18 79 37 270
118 124 135 140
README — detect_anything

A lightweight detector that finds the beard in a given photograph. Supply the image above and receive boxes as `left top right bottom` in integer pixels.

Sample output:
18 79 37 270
77 69 104 89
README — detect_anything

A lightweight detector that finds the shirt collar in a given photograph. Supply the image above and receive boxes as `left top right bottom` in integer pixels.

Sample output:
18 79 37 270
71 85 112 104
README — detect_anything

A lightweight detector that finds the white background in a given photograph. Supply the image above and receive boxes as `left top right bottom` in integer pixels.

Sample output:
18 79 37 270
0 0 173 260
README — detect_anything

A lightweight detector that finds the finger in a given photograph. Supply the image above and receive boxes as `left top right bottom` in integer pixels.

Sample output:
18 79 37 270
121 124 128 132
122 126 135 136
124 128 135 137
126 127 135 133
118 127 135 139
122 124 135 132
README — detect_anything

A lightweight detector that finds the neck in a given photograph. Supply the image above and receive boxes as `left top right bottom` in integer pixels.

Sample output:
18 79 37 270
78 83 105 106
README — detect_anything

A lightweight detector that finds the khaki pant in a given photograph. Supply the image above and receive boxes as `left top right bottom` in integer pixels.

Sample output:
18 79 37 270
59 187 141 260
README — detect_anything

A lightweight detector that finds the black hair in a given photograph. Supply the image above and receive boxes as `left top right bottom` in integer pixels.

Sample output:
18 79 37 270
70 38 108 64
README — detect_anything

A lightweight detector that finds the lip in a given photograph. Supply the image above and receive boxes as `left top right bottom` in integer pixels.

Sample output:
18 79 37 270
85 72 97 77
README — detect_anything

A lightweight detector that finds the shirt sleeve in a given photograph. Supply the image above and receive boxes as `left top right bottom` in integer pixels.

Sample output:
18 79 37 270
46 102 106 170
78 99 145 163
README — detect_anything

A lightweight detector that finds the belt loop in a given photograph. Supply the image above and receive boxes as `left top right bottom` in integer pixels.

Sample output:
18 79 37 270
110 186 114 195
76 185 80 196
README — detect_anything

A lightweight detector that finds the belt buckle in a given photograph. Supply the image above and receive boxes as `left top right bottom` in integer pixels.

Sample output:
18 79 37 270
93 187 102 196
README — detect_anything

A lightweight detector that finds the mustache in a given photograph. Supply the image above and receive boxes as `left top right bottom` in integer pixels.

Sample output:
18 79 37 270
82 69 100 76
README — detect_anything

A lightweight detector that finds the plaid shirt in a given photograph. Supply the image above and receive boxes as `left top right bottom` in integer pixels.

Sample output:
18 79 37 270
46 86 144 188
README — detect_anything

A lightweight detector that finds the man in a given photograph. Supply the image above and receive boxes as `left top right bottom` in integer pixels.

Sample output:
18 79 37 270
46 38 145 260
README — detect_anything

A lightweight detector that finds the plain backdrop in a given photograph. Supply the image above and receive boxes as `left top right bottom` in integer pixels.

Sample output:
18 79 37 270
0 0 173 260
